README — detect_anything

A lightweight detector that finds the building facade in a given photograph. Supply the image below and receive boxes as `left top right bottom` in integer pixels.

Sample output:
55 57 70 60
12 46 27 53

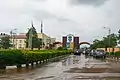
53 42 62 49
11 33 56 49
37 33 56 48
12 34 26 49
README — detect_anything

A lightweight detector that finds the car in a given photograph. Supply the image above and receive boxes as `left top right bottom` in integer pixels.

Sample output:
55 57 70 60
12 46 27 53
74 49 81 55
93 50 106 58
90 50 96 56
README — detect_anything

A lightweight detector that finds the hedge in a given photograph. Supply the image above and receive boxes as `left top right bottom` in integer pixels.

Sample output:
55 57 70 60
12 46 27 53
0 50 72 67
106 51 120 56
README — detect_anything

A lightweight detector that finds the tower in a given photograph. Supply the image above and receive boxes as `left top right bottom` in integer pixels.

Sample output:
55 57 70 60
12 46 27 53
41 21 43 33
62 36 67 48
74 37 79 49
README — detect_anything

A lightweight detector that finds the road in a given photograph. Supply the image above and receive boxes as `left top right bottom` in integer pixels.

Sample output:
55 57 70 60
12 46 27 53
0 54 120 80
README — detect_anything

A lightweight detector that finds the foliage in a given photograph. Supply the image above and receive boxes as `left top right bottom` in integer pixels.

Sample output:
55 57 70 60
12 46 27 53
117 29 120 44
0 36 12 49
0 50 72 67
91 33 118 49
106 51 120 56
0 50 25 65
115 51 120 56
57 47 67 50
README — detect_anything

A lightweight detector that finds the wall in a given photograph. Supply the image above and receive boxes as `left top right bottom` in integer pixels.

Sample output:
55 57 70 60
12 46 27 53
62 36 67 48
14 39 26 49
37 33 56 48
97 48 120 52
74 37 79 49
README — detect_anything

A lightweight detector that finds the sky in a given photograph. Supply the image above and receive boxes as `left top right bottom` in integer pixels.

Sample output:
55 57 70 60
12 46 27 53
0 0 120 43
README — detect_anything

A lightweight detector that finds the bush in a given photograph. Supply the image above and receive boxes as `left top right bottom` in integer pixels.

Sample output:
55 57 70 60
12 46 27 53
114 51 120 56
106 51 120 56
0 50 72 67
57 47 67 50
0 50 26 66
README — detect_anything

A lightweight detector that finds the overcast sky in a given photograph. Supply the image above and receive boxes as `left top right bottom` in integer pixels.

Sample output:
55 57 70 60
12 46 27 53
0 0 120 42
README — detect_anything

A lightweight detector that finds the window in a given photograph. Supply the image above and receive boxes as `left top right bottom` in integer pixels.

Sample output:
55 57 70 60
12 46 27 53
19 40 22 43
19 44 22 48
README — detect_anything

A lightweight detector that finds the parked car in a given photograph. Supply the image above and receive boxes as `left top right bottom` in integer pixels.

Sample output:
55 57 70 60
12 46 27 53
74 49 81 55
93 50 106 58
90 49 96 56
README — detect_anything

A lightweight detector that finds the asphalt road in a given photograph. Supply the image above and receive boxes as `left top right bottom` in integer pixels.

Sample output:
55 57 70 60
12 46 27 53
0 54 120 80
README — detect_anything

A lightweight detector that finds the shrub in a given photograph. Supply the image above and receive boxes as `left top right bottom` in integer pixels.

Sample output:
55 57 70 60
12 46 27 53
114 51 120 56
0 50 26 66
57 47 67 50
0 49 72 67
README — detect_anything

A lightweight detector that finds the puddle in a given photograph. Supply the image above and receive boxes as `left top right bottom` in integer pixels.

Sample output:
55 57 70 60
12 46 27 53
35 76 55 80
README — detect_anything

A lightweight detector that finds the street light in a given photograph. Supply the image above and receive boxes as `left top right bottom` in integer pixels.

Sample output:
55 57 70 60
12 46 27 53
103 26 111 55
10 28 17 49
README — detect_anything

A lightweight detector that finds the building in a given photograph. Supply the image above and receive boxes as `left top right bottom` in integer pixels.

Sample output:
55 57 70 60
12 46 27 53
53 42 62 49
12 34 26 49
37 33 56 49
11 33 56 49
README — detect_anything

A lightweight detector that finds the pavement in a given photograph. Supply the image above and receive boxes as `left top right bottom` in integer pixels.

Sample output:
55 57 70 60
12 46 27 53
0 54 120 80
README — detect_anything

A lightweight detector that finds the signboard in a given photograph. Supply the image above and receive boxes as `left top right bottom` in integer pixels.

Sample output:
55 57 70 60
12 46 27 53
66 42 70 48
67 34 74 43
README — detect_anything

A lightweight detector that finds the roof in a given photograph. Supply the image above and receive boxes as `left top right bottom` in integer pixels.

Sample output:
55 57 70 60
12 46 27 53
13 34 26 39
53 42 62 44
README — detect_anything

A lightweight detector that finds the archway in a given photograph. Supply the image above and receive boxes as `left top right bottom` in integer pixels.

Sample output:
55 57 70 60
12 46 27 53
79 42 91 45
79 42 91 49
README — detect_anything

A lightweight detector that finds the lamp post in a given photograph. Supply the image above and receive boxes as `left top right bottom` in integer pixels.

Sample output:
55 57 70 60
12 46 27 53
103 27 111 55
10 28 17 49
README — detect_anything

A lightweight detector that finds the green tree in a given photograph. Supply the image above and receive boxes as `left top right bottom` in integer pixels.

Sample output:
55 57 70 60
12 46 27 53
91 33 117 49
117 29 120 44
102 34 117 48
0 36 11 49
26 26 42 49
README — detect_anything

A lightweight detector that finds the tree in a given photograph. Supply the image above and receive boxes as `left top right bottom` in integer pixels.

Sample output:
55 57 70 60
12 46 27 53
26 26 42 49
38 38 42 49
0 36 11 49
91 33 117 49
117 29 120 44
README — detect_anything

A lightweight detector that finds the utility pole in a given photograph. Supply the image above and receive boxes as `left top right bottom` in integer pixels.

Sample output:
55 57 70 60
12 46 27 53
10 29 17 49
108 29 111 55
104 27 111 55
41 20 44 49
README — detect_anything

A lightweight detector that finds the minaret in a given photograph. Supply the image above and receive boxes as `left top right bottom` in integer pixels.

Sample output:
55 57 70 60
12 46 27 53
31 21 34 28
41 20 43 33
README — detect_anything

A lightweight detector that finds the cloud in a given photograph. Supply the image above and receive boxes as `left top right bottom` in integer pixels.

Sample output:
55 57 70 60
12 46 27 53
29 10 74 22
69 0 108 7
0 0 120 42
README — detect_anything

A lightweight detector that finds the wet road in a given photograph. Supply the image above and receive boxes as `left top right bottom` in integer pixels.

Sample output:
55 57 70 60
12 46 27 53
0 54 120 80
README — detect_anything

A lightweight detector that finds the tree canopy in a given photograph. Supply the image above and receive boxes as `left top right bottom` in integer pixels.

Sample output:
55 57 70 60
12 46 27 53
0 36 11 49
90 33 118 49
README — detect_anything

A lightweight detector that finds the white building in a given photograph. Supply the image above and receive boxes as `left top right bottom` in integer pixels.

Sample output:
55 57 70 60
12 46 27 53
12 34 26 49
37 33 56 48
